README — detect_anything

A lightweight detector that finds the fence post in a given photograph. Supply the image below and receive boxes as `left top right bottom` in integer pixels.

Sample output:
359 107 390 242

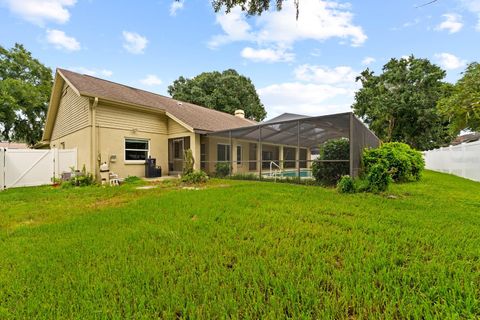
53 148 59 180
0 148 4 191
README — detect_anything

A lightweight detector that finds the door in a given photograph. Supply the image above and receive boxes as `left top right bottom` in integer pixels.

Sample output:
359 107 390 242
172 138 184 172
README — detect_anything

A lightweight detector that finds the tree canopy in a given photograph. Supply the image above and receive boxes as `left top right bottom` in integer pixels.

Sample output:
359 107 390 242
438 62 480 133
0 43 52 146
211 0 295 16
352 55 453 150
168 69 267 121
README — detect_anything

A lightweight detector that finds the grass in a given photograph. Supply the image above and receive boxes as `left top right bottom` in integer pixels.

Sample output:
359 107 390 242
0 171 479 319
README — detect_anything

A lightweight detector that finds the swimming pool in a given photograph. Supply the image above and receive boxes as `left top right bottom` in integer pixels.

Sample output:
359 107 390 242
263 169 312 178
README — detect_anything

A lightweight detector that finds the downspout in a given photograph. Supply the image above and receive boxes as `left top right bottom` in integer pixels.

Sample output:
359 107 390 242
91 97 99 178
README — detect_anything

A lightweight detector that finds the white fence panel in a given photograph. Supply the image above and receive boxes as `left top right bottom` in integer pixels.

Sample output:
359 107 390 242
424 141 480 182
5 149 54 188
0 148 4 190
56 148 77 178
1 148 78 189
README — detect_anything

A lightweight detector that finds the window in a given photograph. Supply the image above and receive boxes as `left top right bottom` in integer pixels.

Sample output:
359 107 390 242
236 145 242 165
125 138 149 162
201 143 207 170
217 144 230 162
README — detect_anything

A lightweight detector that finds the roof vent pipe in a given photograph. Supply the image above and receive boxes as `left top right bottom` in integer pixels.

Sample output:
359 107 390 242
234 109 245 118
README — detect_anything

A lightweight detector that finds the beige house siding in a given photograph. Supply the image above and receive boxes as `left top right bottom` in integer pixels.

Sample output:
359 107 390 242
97 103 168 134
50 126 91 172
97 127 168 178
168 118 190 135
51 84 90 140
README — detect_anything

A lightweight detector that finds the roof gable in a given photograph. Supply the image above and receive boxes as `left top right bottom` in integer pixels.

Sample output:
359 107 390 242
56 69 257 132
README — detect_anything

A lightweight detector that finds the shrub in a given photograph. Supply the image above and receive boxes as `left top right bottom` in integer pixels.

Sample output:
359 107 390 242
182 170 209 184
183 149 194 175
215 163 231 178
337 175 356 193
62 165 95 188
124 176 142 184
230 173 259 180
363 142 424 182
312 138 350 185
366 161 392 193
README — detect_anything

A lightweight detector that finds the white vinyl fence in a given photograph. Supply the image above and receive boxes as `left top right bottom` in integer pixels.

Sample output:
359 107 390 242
424 141 480 182
0 148 77 190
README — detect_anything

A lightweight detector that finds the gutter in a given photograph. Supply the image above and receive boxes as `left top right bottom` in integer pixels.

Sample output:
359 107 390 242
91 97 99 177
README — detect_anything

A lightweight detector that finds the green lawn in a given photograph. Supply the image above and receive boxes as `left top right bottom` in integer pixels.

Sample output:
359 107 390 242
0 171 479 319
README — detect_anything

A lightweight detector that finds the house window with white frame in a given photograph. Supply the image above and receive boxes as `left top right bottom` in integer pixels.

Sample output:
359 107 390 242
125 138 149 162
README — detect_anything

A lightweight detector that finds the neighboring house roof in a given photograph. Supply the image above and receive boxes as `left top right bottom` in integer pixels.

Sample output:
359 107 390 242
0 141 28 149
451 132 480 145
56 69 257 133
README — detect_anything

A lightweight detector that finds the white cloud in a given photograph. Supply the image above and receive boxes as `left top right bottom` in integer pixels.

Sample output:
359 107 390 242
402 18 421 28
436 14 463 33
169 1 184 16
241 47 294 62
208 8 253 48
362 56 375 66
259 82 352 118
3 0 76 25
69 67 113 77
140 74 162 86
209 0 366 51
435 52 467 70
259 63 360 118
458 0 480 30
294 64 358 85
122 31 148 54
45 29 80 51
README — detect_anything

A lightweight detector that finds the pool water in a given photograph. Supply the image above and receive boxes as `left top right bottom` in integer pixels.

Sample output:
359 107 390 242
264 169 312 178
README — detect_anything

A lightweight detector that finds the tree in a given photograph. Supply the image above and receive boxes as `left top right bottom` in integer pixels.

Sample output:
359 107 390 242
438 62 480 133
208 0 435 17
352 55 453 150
211 0 299 18
0 43 53 146
168 69 267 121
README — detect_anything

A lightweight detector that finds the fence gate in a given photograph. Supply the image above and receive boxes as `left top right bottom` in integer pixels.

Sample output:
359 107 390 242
2 148 77 189
0 148 4 191
4 149 54 188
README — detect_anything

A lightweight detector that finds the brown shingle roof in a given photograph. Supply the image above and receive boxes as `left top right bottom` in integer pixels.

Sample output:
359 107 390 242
58 68 257 132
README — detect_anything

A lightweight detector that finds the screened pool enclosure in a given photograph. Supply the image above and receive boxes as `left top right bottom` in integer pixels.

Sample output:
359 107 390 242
198 112 380 179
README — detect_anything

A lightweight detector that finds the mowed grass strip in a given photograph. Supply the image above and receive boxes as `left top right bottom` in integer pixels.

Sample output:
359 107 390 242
0 171 479 319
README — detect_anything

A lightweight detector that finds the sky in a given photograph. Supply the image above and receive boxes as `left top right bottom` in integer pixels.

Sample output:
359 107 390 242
0 0 478 120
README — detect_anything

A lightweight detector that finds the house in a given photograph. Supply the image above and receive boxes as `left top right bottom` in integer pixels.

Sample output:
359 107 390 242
0 141 28 149
42 69 379 179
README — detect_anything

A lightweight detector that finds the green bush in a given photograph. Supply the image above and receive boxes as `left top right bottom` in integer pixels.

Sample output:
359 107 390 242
62 165 95 188
124 176 142 184
182 171 209 184
366 162 392 193
230 173 259 180
363 142 424 182
337 175 356 193
215 163 231 178
312 138 350 185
